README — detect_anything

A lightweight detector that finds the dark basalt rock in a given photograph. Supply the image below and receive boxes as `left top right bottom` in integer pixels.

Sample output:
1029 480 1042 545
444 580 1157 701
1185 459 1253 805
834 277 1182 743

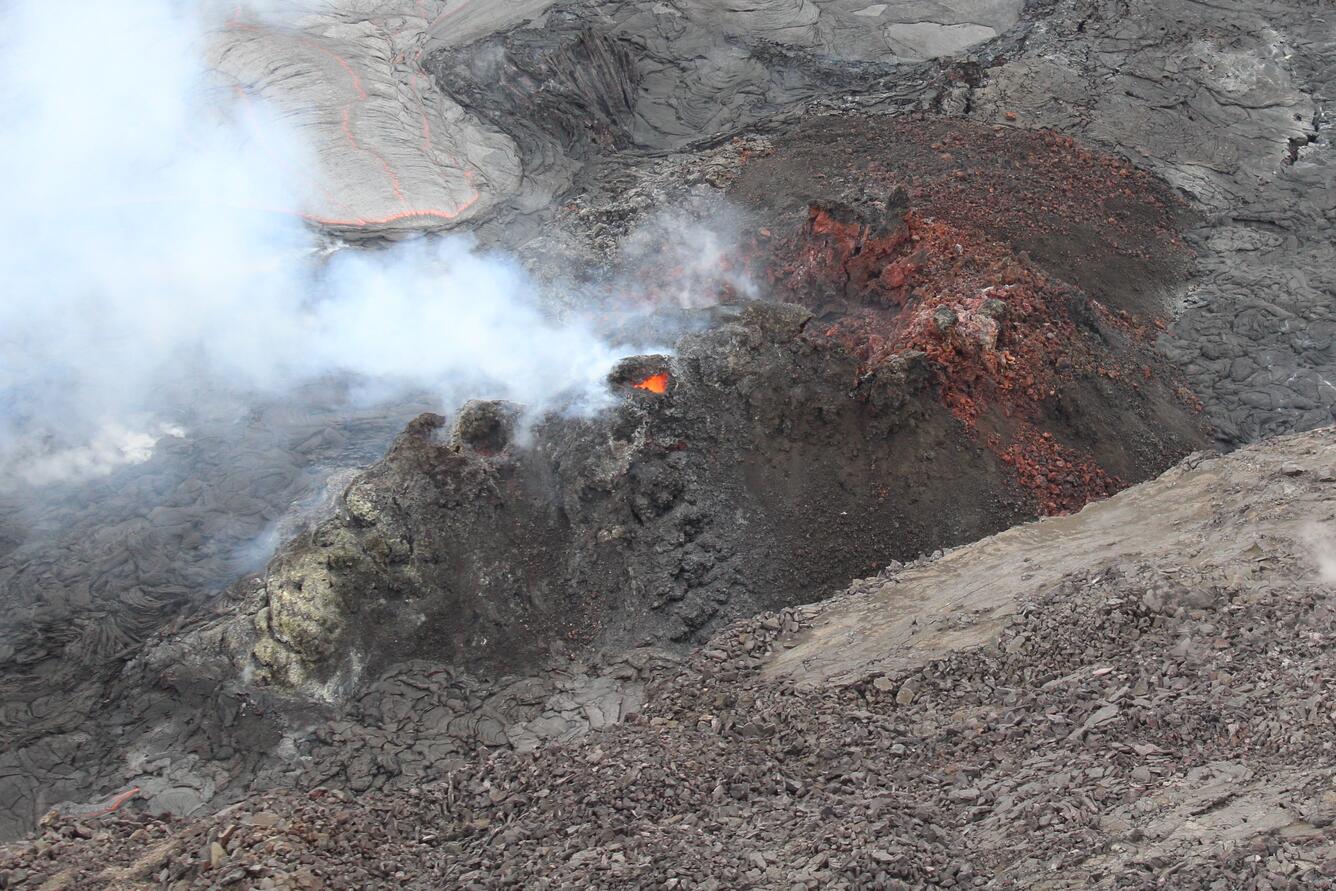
236 299 1201 693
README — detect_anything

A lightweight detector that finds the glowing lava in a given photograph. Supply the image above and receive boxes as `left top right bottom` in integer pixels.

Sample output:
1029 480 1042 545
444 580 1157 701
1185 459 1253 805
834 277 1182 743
633 372 670 394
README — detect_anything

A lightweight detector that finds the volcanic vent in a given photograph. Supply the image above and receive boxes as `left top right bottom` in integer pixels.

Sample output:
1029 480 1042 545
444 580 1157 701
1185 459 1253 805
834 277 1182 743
234 303 1019 690
167 117 1214 696
228 165 1208 693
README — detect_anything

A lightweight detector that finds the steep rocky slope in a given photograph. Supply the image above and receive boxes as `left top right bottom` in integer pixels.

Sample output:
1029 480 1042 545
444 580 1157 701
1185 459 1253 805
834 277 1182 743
8 427 1336 888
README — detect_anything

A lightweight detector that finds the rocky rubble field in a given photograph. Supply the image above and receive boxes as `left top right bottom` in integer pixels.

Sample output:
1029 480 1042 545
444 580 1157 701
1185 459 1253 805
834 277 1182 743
8 427 1336 889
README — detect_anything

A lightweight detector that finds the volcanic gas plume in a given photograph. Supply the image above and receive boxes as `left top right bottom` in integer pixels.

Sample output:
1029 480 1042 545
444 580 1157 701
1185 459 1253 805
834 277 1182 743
0 0 708 491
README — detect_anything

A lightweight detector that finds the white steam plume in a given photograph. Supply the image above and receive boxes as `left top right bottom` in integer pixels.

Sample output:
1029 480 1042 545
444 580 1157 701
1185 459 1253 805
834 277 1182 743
617 207 759 309
0 1 637 488
1300 523 1336 585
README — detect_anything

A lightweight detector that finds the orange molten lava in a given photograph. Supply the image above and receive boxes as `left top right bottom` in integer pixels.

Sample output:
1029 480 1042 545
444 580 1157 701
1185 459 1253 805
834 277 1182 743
633 372 669 394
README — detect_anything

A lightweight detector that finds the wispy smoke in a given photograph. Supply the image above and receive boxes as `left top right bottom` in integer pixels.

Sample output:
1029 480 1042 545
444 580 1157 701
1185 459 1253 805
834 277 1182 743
17 423 187 489
0 0 651 489
1300 523 1336 585
616 208 759 309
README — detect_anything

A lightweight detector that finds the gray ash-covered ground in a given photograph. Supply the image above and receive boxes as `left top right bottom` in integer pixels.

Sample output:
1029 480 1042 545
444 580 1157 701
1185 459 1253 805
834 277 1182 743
0 391 434 839
1 0 1335 881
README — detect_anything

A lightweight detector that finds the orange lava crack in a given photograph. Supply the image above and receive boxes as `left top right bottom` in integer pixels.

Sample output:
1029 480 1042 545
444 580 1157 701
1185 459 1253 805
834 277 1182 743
633 372 670 394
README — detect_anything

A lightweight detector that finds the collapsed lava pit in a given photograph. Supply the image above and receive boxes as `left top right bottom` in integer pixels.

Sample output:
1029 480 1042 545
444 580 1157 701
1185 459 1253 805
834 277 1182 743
3 0 1335 880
